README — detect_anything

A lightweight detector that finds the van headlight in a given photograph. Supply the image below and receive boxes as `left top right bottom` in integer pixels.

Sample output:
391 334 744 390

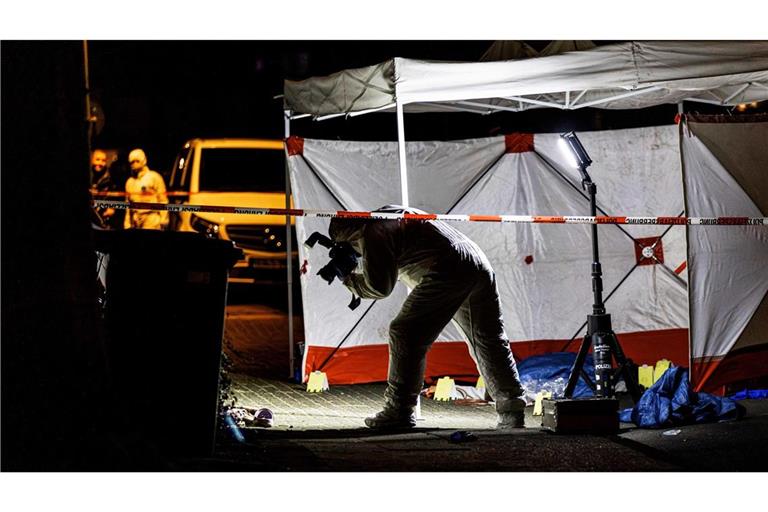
191 214 220 238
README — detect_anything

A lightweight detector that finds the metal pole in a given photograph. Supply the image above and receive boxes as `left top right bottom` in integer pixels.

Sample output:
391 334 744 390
588 181 605 315
82 41 94 168
396 100 409 207
284 110 295 380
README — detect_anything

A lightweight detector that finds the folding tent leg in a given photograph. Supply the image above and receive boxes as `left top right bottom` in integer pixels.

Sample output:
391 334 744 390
285 110 295 380
396 100 409 207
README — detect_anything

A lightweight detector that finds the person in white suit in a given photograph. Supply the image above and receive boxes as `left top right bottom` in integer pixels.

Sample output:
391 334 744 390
123 148 168 230
329 205 526 430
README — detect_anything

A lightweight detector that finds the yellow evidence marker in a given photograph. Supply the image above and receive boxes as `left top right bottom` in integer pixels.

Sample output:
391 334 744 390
306 371 329 393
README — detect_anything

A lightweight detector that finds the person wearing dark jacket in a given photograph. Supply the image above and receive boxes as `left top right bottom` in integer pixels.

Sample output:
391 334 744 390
90 148 124 229
329 205 526 430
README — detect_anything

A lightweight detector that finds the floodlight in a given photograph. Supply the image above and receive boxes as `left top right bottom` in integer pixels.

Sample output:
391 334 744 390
560 131 593 170
557 131 642 404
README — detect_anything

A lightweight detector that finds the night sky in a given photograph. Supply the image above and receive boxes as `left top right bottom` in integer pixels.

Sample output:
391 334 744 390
88 40 494 171
84 39 690 178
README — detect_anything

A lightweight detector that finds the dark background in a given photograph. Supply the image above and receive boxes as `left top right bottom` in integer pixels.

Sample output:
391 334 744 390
1 40 756 470
85 39 690 177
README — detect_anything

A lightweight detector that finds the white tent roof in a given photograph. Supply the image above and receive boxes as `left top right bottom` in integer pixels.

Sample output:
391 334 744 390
284 41 768 117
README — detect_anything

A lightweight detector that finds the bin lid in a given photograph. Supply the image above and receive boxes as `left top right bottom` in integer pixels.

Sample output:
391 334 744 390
93 229 243 269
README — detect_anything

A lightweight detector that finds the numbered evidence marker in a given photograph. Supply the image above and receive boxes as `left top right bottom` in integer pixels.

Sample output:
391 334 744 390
433 376 456 401
653 359 672 383
638 364 654 389
306 371 329 393
533 391 552 416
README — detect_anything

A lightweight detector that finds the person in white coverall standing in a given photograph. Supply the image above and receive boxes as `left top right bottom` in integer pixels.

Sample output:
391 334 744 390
124 148 168 230
329 205 526 430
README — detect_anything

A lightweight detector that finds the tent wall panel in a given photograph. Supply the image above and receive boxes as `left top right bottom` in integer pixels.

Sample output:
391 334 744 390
682 117 768 392
290 125 692 384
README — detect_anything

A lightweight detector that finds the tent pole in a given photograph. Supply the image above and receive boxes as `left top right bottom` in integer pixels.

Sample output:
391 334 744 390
284 109 295 380
396 100 409 206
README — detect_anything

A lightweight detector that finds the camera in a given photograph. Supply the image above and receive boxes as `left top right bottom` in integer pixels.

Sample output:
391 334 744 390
305 232 360 284
305 231 362 310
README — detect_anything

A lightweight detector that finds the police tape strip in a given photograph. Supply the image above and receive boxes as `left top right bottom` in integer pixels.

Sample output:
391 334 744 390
92 199 768 226
91 191 189 197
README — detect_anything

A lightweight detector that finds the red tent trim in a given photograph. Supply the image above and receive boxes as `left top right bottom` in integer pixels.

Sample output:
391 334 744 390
286 136 304 156
505 133 534 153
305 328 688 385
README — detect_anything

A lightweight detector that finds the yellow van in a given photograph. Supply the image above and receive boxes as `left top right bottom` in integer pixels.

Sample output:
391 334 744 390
167 138 296 285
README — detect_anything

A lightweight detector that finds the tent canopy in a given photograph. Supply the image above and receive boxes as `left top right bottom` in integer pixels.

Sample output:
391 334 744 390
284 41 768 117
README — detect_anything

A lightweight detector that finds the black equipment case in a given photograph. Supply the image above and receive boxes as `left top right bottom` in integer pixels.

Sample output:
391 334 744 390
541 398 619 434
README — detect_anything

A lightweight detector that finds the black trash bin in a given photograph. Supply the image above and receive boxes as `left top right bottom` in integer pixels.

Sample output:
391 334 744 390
94 229 242 458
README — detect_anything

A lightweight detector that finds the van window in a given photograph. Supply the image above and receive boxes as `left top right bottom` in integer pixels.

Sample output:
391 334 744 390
170 146 193 191
198 148 285 192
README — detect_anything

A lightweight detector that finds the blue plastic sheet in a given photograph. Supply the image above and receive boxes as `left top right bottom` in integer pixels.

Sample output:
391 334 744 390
729 389 768 400
516 352 595 400
620 367 745 428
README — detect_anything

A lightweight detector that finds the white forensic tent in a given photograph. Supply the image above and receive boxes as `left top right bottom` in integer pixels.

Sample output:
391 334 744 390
287 128 690 385
282 41 768 393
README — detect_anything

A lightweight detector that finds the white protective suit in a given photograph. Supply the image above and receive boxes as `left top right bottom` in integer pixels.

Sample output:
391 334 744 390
329 205 525 422
124 149 169 230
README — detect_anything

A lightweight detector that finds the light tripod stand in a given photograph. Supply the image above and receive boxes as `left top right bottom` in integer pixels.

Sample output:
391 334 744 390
560 132 642 403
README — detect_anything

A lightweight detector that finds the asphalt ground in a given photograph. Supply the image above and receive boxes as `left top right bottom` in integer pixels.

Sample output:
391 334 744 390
205 301 768 472
4 300 764 512
201 375 768 472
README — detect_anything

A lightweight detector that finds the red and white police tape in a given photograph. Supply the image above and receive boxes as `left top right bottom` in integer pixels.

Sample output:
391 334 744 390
91 190 189 197
92 199 767 226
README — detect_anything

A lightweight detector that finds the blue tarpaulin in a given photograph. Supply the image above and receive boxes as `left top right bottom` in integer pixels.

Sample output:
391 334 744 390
517 352 595 400
620 367 745 428
729 389 768 400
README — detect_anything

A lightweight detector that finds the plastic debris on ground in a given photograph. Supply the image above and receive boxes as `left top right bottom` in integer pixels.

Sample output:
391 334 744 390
449 431 477 443
253 407 274 428
223 414 246 443
226 407 274 428
620 367 746 428
516 352 596 404
421 383 488 403
729 389 768 400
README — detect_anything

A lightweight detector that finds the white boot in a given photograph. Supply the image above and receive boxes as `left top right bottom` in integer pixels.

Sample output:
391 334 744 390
364 408 417 430
496 411 525 429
